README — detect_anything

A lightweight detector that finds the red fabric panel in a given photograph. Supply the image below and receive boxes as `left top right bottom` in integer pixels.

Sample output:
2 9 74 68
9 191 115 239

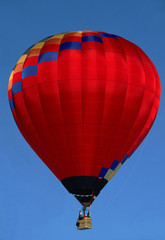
57 34 83 177
12 72 22 85
37 61 58 83
61 36 81 43
40 44 59 54
8 89 12 101
96 38 128 168
81 31 106 175
24 56 38 67
82 31 100 37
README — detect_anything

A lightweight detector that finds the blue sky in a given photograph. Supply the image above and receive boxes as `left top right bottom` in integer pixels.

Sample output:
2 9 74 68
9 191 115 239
1 0 165 239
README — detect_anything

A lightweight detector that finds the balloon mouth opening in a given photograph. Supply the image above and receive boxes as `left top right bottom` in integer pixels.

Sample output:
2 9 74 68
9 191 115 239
61 176 108 206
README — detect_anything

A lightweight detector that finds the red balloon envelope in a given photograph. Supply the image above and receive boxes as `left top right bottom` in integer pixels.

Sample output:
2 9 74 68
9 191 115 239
8 31 161 206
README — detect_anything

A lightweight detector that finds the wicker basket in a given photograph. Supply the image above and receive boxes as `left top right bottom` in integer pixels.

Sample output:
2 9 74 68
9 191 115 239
76 217 92 230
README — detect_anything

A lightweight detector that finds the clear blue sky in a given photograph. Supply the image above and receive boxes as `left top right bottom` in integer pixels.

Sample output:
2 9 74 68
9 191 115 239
0 0 165 239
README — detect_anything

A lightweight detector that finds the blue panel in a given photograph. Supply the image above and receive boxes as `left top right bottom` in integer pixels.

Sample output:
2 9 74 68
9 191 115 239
38 51 58 63
9 98 15 111
82 36 103 43
99 167 108 178
110 160 120 171
100 33 118 39
121 154 129 164
22 65 37 79
12 81 22 96
59 42 81 51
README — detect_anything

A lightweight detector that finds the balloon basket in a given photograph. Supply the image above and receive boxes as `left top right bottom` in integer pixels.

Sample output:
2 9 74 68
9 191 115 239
76 217 92 230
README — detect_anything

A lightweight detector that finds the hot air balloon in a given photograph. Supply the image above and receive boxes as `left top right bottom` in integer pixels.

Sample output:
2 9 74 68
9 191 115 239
8 31 160 230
